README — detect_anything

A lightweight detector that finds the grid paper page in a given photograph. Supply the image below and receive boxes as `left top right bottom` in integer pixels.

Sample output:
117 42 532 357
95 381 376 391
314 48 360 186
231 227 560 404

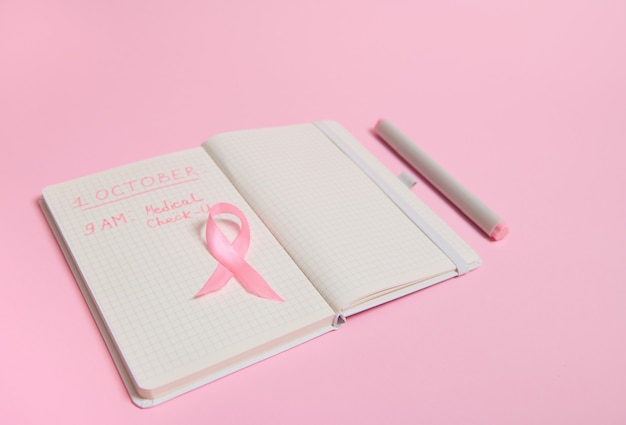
42 148 335 395
204 122 480 312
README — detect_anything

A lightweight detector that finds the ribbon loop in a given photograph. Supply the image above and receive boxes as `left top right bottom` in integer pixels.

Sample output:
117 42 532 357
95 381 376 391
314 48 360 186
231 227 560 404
195 203 284 302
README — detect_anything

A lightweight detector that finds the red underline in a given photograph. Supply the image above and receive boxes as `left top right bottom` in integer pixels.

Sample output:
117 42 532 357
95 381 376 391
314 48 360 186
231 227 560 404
81 178 200 210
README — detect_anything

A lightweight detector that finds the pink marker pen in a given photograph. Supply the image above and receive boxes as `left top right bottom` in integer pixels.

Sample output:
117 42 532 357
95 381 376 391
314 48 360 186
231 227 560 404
374 119 509 240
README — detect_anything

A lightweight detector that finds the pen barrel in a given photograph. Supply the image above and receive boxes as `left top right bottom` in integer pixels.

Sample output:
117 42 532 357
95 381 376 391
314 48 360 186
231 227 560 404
375 119 503 237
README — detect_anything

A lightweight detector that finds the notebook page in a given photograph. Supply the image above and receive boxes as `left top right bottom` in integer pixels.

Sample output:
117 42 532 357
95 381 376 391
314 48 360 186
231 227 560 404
203 123 480 313
42 148 335 397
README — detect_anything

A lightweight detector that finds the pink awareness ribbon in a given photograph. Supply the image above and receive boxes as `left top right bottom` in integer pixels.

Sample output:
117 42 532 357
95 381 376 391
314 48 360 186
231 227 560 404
195 203 284 302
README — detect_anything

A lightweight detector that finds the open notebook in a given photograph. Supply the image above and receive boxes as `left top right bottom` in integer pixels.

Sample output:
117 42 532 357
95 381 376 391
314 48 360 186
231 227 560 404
41 121 481 407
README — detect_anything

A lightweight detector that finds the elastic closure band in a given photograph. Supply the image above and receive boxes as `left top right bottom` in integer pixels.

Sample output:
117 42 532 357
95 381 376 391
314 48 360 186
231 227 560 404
313 121 469 276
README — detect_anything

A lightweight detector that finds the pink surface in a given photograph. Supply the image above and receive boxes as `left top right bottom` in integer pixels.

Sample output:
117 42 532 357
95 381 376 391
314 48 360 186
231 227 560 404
1 1 625 423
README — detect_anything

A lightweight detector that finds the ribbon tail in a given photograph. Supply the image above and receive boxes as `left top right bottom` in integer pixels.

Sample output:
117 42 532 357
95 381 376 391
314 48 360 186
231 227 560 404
194 264 232 298
238 275 285 302
231 259 284 302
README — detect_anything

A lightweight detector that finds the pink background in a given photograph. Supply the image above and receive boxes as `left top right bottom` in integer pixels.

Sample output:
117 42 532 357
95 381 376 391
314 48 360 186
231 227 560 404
1 1 625 423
